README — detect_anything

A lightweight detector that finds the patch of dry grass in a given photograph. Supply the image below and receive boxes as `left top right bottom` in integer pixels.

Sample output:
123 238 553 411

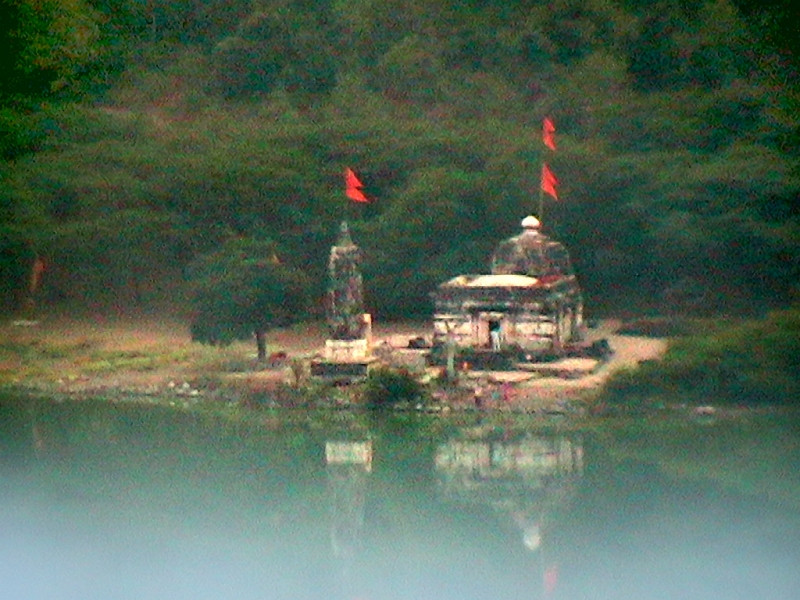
0 315 268 390
2 315 424 383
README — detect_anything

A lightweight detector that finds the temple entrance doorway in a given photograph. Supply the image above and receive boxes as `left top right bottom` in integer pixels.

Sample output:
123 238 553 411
488 320 502 351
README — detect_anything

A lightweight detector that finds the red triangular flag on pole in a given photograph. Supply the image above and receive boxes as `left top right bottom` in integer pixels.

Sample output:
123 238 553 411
541 163 558 200
345 167 363 190
344 167 369 203
542 117 556 151
346 186 369 203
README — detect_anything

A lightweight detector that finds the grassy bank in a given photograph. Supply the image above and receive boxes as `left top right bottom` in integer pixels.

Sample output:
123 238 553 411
601 307 800 407
0 315 327 397
0 316 441 410
6 310 798 413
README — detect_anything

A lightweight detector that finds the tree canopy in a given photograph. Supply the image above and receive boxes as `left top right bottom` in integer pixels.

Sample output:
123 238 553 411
1 0 798 318
187 237 310 359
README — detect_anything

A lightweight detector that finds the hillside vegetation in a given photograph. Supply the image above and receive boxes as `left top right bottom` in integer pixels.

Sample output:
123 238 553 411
2 0 799 319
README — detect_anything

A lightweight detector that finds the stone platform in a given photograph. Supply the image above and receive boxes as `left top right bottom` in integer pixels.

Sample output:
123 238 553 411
324 338 370 361
310 358 377 383
311 337 376 383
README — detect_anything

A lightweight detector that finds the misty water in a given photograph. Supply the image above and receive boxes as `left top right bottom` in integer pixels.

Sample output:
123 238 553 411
1 396 799 600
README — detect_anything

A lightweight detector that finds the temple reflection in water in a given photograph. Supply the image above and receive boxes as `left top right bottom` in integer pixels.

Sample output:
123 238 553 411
435 432 583 597
434 435 583 551
325 440 372 570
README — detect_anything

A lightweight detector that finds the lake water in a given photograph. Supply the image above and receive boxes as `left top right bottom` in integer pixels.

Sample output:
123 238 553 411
1 396 799 600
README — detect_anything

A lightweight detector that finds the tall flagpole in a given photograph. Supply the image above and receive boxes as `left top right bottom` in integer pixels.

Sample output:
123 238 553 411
538 173 545 225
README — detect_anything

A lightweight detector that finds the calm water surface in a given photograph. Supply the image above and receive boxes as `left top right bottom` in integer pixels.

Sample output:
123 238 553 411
1 396 799 600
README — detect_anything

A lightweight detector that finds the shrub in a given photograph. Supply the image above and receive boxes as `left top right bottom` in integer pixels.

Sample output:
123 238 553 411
602 307 800 407
363 367 424 408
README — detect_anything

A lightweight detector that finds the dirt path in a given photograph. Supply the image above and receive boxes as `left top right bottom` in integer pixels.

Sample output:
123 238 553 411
508 333 667 404
444 320 668 410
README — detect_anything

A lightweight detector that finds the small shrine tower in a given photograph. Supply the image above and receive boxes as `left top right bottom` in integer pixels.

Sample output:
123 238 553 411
327 221 368 341
311 221 375 380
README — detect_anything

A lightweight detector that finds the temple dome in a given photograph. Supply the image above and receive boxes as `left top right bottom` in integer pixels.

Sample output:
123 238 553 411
491 216 575 278
521 215 540 230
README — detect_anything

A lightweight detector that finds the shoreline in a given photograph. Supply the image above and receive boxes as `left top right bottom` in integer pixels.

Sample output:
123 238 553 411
2 316 668 414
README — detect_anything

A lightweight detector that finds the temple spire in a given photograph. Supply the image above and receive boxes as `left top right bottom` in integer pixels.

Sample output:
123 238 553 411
327 221 365 340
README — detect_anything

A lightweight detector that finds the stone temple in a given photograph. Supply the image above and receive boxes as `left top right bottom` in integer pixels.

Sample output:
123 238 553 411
431 216 584 354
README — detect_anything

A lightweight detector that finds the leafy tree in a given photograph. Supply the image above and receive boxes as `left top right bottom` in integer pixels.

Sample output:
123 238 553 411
186 238 311 361
371 35 446 103
627 8 685 92
209 6 338 101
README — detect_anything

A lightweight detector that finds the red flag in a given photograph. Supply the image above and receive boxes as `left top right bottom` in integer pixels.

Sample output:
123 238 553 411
344 167 369 203
345 167 364 190
346 186 369 203
542 117 556 151
541 163 558 200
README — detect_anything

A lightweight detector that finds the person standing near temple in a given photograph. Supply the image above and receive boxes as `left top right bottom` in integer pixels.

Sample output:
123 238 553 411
490 321 502 351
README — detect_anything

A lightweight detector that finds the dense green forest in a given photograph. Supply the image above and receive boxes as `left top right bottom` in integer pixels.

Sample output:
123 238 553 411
2 0 798 320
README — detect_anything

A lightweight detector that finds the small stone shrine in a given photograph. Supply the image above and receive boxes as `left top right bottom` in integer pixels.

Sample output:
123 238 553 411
431 216 584 354
311 222 375 380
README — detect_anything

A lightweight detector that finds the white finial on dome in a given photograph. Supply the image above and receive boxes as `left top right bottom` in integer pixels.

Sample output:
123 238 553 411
521 215 541 230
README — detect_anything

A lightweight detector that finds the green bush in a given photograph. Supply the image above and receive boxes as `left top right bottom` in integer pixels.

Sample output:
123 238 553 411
602 308 800 406
363 367 424 408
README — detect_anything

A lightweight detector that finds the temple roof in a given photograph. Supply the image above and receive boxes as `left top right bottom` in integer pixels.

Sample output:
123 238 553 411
491 217 574 278
441 274 539 288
